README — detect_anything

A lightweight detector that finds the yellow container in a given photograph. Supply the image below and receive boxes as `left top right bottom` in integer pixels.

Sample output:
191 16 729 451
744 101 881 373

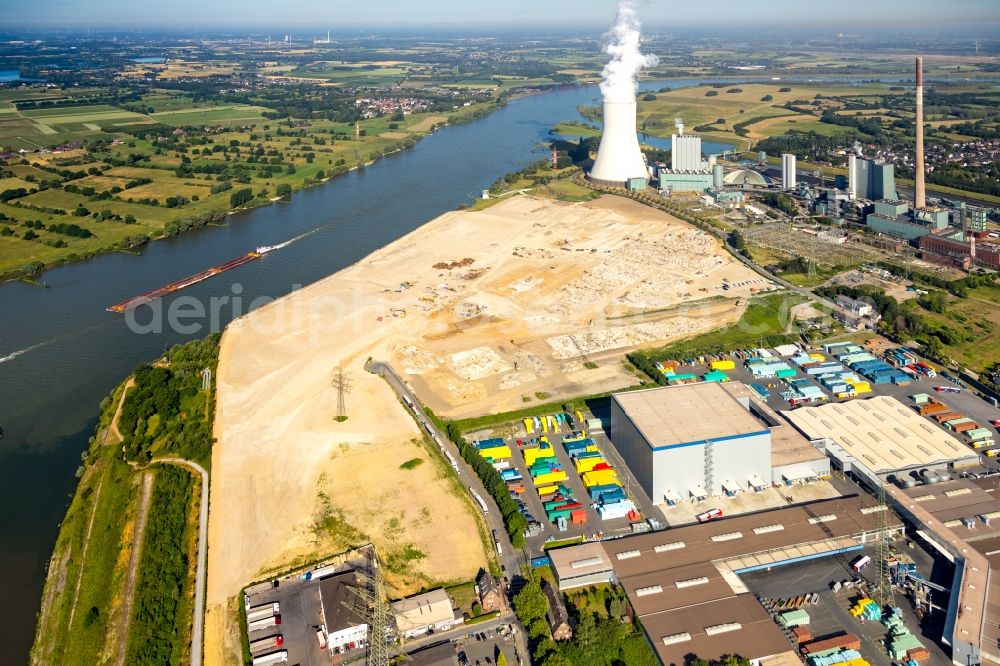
524 447 556 466
583 470 618 487
710 359 736 371
575 410 584 424
809 353 825 361
533 471 568 485
536 484 558 496
585 445 600 453
479 446 512 461
523 418 534 433
541 417 548 433
575 457 607 474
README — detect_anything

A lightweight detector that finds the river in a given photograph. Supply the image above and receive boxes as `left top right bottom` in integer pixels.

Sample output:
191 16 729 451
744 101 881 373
0 74 970 661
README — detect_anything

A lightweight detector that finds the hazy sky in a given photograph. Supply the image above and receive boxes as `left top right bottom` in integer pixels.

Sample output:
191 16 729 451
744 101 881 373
4 0 999 30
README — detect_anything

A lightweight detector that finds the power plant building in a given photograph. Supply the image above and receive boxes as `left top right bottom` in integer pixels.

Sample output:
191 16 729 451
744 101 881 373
671 122 703 171
781 154 796 190
657 169 714 194
867 200 948 240
849 156 896 201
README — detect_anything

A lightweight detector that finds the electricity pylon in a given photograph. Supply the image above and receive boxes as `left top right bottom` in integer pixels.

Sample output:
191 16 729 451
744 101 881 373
872 481 896 609
332 365 351 420
341 548 406 666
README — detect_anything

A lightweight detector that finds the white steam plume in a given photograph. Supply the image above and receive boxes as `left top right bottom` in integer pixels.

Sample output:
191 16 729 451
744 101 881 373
600 0 658 103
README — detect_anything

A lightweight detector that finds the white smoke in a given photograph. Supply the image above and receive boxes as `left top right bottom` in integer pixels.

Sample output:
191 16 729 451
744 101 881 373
600 0 658 103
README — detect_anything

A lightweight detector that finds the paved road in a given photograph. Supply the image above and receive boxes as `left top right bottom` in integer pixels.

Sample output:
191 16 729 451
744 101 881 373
154 457 210 666
366 361 530 659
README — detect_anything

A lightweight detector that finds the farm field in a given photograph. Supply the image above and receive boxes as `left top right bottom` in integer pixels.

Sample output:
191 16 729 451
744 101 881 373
0 91 499 278
149 105 274 126
633 82 905 146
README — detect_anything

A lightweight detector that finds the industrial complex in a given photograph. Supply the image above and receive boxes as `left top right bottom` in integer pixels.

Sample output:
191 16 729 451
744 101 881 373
549 495 903 666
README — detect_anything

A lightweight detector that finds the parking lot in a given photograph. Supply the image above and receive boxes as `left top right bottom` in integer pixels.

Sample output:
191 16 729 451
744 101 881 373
454 626 519 666
653 343 1000 461
741 543 954 666
244 575 329 666
469 418 667 558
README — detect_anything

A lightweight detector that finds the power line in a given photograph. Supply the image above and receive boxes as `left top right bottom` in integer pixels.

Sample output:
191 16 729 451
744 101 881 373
340 547 406 666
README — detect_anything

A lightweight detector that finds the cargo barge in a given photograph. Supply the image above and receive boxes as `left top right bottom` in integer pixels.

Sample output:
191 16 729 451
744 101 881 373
107 251 261 313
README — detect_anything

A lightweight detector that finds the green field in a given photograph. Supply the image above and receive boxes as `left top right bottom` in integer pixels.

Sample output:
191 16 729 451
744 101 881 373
149 105 274 126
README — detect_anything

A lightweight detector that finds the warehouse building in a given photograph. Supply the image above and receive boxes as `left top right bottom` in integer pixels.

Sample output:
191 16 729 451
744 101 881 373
392 589 459 639
318 570 369 655
609 383 773 503
890 477 1000 666
547 541 614 590
720 382 831 486
781 396 977 486
550 495 902 665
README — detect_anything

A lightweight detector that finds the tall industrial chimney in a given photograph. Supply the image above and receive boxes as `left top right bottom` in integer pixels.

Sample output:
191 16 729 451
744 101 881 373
915 56 926 210
588 99 649 187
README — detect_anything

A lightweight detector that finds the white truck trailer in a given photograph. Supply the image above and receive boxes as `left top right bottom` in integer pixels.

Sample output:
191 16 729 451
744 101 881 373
252 651 288 666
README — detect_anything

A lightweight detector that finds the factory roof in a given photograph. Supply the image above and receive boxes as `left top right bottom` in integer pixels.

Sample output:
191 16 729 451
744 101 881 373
719 382 827 469
640 595 791 666
391 589 454 632
781 395 975 474
318 570 367 633
600 494 893 579
547 541 613 583
613 383 768 450
890 479 994 663
546 495 901 666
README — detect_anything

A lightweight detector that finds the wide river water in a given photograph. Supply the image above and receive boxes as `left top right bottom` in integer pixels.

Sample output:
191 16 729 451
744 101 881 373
0 74 967 661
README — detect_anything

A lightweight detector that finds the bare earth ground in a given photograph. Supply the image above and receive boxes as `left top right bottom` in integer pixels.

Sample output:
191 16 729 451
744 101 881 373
204 195 764 665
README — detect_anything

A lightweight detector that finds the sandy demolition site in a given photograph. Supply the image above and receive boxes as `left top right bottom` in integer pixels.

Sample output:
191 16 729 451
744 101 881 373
204 195 766 664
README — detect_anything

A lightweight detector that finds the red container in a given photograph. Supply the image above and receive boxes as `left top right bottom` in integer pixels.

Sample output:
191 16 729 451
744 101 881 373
792 627 813 643
571 509 587 524
801 633 861 655
592 463 613 472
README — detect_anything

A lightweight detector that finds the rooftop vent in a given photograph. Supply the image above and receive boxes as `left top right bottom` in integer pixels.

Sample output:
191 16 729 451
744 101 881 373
654 542 685 553
616 550 641 561
676 577 710 589
705 623 743 636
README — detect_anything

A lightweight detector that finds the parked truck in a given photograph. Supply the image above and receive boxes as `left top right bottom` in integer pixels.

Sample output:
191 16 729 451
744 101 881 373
248 615 281 632
252 651 288 666
247 603 280 623
249 634 284 653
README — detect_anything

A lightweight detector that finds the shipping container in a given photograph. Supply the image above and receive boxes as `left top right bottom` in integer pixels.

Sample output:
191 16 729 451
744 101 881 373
575 457 607 474
933 411 963 424
919 401 949 415
479 445 512 461
710 359 736 371
801 633 862 655
533 471 568 485
952 421 980 434
571 509 587 524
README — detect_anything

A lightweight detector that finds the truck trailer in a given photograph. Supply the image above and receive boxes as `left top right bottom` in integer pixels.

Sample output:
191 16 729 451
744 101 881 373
248 615 281 632
249 634 284 653
247 603 280 623
252 651 288 666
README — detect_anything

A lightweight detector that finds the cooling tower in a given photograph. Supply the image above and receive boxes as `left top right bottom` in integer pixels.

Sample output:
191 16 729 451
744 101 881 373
588 99 648 187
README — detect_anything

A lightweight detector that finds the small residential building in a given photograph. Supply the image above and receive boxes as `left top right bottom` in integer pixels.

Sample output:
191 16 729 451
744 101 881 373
835 294 874 318
319 570 369 655
392 589 459 639
476 570 504 612
542 580 573 641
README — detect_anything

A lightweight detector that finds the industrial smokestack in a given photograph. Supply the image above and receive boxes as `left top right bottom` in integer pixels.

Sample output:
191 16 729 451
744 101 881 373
915 56 926 210
588 1 658 188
